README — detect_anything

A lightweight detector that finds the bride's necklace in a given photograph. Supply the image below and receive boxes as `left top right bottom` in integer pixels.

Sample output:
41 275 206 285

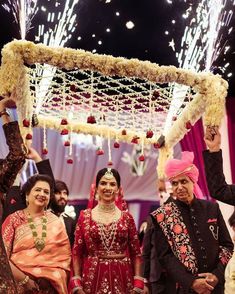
27 211 47 252
94 204 120 252
97 203 116 213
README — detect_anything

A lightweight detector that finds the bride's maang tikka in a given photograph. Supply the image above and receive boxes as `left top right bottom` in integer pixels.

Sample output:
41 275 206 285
104 168 114 180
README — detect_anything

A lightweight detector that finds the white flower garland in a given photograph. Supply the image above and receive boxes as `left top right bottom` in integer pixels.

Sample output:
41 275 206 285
0 40 228 178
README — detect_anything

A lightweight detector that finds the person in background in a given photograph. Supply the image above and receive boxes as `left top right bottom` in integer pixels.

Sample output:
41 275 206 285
2 174 71 293
70 167 144 294
225 211 235 294
2 144 54 221
50 179 76 247
0 97 27 292
203 126 235 205
153 151 233 293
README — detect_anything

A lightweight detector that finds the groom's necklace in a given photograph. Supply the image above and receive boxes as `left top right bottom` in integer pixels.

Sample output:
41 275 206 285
27 212 47 252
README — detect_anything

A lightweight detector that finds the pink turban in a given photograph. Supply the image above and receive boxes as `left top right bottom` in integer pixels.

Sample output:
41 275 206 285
165 151 204 199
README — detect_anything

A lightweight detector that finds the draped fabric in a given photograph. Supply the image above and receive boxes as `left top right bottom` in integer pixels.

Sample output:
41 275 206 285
180 119 210 199
2 210 71 294
72 209 141 293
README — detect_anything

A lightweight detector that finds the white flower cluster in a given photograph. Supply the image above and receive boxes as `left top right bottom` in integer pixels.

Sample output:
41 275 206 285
0 40 228 178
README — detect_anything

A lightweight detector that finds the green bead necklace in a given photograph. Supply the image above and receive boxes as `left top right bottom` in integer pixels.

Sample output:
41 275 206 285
27 213 47 252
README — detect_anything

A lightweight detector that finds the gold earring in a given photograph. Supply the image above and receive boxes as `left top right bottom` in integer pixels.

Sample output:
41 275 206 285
26 198 29 206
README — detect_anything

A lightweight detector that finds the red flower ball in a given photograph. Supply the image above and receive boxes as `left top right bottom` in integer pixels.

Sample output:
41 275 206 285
26 133 32 140
153 142 160 149
146 130 154 138
114 142 120 148
23 119 30 127
64 141 70 147
60 118 68 125
121 129 127 136
107 161 113 166
131 136 139 144
87 115 96 124
139 155 145 161
185 121 192 129
67 158 73 164
96 149 104 155
61 129 69 135
42 148 48 155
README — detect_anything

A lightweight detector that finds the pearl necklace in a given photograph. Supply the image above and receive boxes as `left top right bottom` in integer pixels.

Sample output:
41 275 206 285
27 212 47 252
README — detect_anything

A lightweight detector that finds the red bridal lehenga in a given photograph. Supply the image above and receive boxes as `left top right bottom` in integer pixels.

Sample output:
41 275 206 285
73 208 141 293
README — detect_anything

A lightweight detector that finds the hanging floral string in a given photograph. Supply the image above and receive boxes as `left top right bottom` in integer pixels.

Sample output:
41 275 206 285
114 99 120 148
67 123 73 164
42 121 48 154
107 131 113 166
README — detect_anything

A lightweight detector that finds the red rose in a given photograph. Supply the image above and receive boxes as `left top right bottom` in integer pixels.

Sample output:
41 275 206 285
185 121 192 129
139 155 145 161
131 136 139 144
61 129 69 135
67 158 73 164
146 130 153 138
153 142 160 149
26 133 32 140
96 149 104 155
114 142 120 148
60 118 68 125
121 129 127 135
42 148 48 155
87 115 96 124
23 119 30 127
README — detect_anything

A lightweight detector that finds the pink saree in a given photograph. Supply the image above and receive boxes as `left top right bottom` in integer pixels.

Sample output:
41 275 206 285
2 210 71 293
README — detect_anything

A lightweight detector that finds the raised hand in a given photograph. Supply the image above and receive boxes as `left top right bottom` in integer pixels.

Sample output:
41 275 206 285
204 126 221 152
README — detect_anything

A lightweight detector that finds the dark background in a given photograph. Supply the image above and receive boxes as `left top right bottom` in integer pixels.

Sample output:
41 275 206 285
0 0 234 96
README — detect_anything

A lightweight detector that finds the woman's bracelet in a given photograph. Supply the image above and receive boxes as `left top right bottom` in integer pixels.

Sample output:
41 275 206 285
70 275 83 293
133 276 144 292
18 275 29 286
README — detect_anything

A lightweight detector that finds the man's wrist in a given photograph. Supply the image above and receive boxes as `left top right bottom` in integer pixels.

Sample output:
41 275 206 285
208 147 220 153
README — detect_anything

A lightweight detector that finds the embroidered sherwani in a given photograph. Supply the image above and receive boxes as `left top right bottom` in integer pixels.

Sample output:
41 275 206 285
153 197 233 293
72 208 141 293
0 121 26 293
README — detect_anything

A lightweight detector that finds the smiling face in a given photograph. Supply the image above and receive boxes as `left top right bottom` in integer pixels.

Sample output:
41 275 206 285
96 175 119 204
26 181 50 210
171 175 194 204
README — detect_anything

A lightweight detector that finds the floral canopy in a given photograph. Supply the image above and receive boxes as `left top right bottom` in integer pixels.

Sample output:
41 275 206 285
0 40 228 177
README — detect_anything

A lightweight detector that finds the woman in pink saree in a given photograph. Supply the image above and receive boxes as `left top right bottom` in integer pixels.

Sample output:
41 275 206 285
70 168 144 294
2 174 71 293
